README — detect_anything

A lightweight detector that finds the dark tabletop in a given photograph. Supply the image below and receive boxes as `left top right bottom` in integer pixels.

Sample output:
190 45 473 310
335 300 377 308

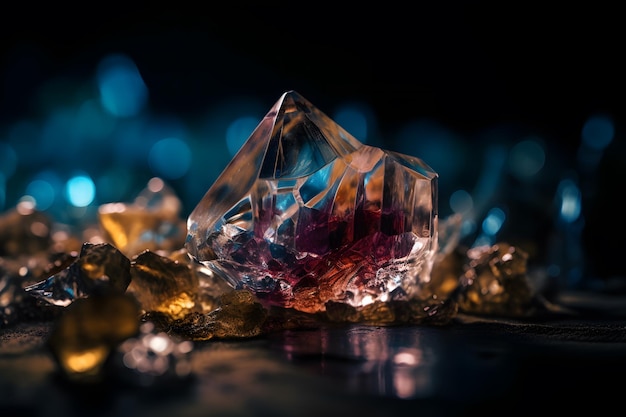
2 291 626 417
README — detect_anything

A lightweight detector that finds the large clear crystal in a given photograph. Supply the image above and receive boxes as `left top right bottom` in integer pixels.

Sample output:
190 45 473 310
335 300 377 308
185 91 438 314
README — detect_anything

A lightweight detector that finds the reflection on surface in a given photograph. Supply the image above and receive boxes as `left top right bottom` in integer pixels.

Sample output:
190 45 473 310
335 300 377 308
267 324 516 401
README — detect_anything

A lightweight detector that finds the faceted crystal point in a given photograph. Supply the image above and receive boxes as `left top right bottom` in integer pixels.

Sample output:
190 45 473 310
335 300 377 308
24 242 131 307
186 91 438 314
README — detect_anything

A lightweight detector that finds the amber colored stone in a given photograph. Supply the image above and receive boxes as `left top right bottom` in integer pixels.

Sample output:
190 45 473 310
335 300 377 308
24 242 132 307
47 293 141 382
456 242 535 317
98 178 187 258
128 250 199 319
0 207 53 257
168 290 268 341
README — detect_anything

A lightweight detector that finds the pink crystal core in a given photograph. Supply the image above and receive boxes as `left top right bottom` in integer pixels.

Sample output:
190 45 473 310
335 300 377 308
186 91 438 313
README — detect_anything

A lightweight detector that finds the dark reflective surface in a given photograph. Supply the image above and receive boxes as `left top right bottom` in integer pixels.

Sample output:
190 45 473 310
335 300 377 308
267 324 517 402
2 294 626 417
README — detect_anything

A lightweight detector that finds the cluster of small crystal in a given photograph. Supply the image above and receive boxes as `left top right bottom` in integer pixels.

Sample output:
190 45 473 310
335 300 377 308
114 321 194 387
456 243 535 317
186 91 439 314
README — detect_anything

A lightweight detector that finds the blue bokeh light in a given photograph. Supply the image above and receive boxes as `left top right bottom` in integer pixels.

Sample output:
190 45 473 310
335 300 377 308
557 179 581 223
508 137 545 180
581 113 614 150
148 137 192 180
449 189 473 215
25 178 56 211
65 174 96 207
482 207 506 236
96 54 148 118
226 116 258 157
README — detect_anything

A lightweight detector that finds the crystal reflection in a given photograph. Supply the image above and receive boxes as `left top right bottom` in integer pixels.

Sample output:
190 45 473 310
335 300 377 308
269 326 440 399
269 325 515 402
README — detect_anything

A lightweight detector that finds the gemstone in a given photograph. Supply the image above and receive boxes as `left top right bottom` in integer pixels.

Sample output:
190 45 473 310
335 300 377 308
24 242 132 307
456 242 535 317
128 250 199 319
113 321 194 387
98 177 187 258
186 91 439 314
46 293 141 382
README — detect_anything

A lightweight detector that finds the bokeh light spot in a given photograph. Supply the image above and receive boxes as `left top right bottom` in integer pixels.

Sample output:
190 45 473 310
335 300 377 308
97 54 148 118
449 189 473 215
25 179 56 211
581 113 614 150
65 174 96 207
148 137 192 179
557 179 581 223
508 137 545 179
226 116 258 156
481 207 506 236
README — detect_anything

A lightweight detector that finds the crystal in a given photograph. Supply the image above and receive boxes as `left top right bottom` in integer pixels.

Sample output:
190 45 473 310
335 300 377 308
46 293 141 382
0 206 53 257
456 242 535 317
0 265 23 326
127 250 199 319
24 242 131 307
113 321 193 387
98 177 187 258
167 290 268 341
186 91 438 314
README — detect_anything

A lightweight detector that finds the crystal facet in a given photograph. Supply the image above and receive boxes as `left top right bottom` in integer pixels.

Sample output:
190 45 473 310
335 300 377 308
186 91 438 314
24 242 131 307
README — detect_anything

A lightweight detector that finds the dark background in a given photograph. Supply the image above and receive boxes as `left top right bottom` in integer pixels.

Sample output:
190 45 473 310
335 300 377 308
2 3 622 141
1 2 624 285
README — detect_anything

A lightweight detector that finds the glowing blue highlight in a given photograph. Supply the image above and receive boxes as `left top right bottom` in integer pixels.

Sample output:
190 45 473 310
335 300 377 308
558 179 581 223
581 114 614 150
226 116 258 156
26 179 56 211
481 207 506 236
148 137 192 179
65 174 96 207
97 54 148 118
449 189 473 215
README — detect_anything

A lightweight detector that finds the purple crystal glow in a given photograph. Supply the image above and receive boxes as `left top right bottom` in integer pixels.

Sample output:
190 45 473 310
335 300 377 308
185 91 438 313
